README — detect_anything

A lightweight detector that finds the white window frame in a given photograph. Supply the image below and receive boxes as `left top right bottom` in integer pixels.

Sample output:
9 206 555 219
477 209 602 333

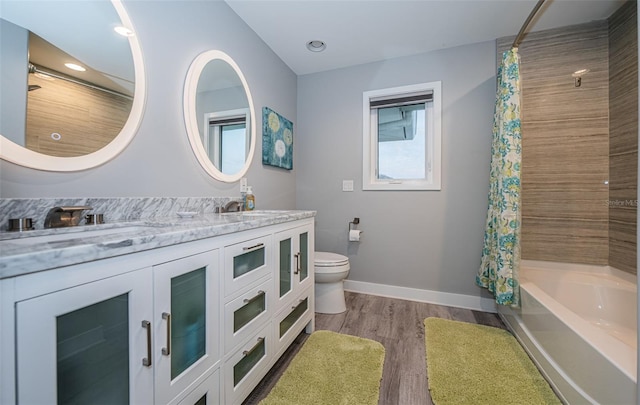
203 108 250 171
362 81 441 191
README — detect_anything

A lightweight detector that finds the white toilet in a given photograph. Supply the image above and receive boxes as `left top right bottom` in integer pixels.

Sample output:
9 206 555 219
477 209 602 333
314 251 350 314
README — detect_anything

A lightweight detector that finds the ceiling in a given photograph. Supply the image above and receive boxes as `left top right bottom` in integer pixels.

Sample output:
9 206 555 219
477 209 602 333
225 0 627 75
1 0 134 94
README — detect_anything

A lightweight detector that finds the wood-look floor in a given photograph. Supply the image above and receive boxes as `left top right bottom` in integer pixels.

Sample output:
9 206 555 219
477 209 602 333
243 291 506 405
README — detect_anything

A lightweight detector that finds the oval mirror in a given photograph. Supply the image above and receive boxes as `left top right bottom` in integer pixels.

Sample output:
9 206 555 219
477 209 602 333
0 0 145 171
184 50 256 183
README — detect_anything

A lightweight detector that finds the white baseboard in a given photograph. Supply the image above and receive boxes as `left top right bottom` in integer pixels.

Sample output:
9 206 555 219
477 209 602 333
343 280 498 313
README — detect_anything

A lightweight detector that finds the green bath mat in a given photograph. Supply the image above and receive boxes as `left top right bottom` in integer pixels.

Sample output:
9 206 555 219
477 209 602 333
259 330 385 405
424 318 561 405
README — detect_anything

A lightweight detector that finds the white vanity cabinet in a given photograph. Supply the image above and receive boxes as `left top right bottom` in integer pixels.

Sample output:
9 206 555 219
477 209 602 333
15 265 155 405
11 246 220 405
0 214 315 405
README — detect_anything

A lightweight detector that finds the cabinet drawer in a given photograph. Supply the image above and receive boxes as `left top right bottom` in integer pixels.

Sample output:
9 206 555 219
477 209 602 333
174 369 219 405
223 324 272 405
274 288 313 356
224 235 271 297
223 278 273 352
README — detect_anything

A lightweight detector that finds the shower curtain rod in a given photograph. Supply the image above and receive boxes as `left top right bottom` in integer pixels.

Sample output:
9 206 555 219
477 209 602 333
512 0 547 48
28 63 133 100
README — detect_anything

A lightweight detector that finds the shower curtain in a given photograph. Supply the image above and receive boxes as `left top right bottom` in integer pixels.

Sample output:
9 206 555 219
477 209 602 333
476 48 522 306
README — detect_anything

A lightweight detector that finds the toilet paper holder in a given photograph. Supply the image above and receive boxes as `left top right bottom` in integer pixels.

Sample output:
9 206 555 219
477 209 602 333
348 218 363 242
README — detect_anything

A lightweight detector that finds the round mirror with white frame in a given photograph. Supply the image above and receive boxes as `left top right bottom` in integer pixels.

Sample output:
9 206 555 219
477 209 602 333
0 0 145 172
184 50 256 183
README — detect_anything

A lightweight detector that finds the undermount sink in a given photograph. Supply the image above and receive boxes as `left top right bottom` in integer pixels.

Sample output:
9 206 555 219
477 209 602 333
1 225 154 246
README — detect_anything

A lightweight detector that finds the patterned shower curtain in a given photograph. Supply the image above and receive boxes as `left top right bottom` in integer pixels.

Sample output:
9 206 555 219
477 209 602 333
476 48 522 306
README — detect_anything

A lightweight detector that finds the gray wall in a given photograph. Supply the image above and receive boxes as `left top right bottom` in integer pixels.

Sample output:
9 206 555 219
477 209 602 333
296 41 496 296
0 1 298 210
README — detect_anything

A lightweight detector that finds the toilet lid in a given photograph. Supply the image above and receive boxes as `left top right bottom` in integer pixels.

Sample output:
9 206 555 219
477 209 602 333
315 251 349 266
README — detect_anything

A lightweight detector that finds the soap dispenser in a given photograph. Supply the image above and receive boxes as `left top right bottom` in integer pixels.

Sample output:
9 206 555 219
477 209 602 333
245 186 256 211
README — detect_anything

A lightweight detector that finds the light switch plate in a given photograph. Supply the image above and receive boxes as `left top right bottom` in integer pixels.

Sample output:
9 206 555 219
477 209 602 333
342 180 354 192
240 178 248 193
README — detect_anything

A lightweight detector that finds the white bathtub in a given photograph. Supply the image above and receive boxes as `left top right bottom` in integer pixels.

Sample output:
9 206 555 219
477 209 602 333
499 260 637 404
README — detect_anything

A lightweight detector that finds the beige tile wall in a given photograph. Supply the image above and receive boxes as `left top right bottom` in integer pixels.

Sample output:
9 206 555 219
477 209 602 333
26 67 132 157
608 1 638 275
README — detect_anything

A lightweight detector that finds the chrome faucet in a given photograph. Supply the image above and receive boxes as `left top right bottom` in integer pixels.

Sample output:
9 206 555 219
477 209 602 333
44 206 93 228
216 200 244 213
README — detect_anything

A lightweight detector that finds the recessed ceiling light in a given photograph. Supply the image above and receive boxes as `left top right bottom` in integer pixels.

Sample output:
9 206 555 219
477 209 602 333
306 40 326 52
114 26 135 37
64 63 86 72
572 68 590 77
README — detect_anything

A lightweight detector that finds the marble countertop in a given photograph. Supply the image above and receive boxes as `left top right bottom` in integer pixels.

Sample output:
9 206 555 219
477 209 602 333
0 210 315 279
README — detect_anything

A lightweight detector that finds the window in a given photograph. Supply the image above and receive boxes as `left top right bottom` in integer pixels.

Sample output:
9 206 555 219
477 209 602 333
362 82 441 190
204 109 250 175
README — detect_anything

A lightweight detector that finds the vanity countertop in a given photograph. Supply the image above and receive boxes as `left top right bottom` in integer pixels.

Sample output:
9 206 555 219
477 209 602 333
0 210 316 279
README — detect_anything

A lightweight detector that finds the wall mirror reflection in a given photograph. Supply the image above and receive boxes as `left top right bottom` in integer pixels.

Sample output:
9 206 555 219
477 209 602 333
184 51 255 183
0 0 145 171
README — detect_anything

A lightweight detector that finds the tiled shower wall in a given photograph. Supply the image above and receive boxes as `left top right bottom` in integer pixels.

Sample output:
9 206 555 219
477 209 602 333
608 1 638 275
497 1 638 274
498 21 610 266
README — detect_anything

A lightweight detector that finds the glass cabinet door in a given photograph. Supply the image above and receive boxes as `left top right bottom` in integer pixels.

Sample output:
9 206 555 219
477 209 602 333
56 294 130 404
279 237 292 298
16 268 153 405
154 249 220 405
170 268 207 379
298 231 309 282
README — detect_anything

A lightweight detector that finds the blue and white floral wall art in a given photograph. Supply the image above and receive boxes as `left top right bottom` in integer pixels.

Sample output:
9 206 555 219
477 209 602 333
262 106 293 170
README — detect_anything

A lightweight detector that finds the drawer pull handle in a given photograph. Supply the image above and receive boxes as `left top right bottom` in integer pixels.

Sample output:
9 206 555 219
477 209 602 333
242 336 265 357
294 253 301 274
142 320 152 367
162 312 171 356
292 298 306 309
244 290 265 304
242 243 264 252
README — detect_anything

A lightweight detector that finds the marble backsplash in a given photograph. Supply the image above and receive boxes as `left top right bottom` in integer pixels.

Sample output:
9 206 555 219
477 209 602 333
0 197 240 231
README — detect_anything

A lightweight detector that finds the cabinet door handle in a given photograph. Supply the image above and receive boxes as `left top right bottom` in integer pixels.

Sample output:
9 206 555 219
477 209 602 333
243 290 265 304
242 243 264 252
294 252 300 274
242 336 265 357
162 312 171 356
142 320 152 367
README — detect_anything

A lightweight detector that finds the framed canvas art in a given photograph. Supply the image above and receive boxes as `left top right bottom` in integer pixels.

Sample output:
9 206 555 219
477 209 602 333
262 107 293 170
